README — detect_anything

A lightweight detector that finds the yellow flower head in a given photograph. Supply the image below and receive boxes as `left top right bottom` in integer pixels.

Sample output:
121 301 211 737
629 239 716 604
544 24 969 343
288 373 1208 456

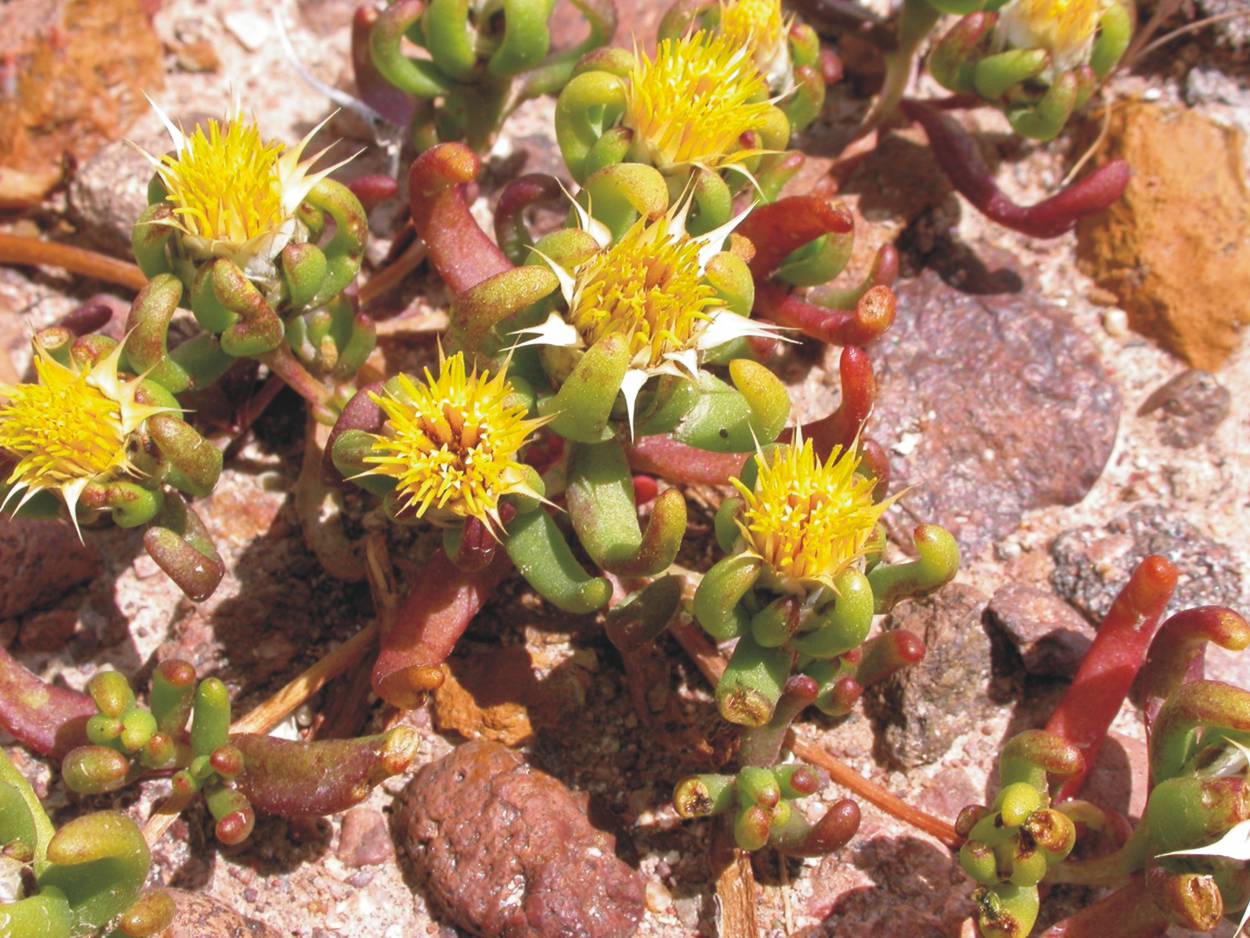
517 198 785 434
361 351 545 533
717 0 792 88
0 342 169 531
998 0 1102 71
139 98 349 276
732 437 892 589
624 32 774 171
568 213 719 369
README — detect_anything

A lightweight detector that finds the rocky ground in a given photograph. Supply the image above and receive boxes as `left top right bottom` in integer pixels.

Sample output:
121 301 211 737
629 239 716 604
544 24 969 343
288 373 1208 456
0 0 1248 936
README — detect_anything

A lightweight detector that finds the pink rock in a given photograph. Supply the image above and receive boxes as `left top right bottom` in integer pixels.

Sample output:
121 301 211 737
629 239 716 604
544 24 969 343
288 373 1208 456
337 807 394 869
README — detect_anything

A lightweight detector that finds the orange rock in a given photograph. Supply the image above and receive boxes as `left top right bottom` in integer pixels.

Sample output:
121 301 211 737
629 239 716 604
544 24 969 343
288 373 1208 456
432 645 592 746
433 648 536 746
0 0 163 206
1076 102 1250 370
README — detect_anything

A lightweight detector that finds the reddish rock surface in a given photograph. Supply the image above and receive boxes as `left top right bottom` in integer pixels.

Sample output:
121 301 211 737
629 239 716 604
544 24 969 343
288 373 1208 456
0 0 163 206
336 807 394 868
158 887 282 938
867 584 1000 768
0 517 99 620
394 740 646 938
17 607 79 652
872 271 1120 559
1137 368 1232 449
1050 503 1244 623
985 584 1094 679
432 645 592 747
1076 102 1250 370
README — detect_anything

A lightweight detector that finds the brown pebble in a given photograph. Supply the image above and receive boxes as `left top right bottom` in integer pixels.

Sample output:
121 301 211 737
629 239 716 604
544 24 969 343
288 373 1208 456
336 807 394 868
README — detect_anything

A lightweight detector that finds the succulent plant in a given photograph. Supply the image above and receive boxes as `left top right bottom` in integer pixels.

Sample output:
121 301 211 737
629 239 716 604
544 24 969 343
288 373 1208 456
555 30 790 233
130 101 371 419
674 762 861 855
360 0 617 152
0 655 417 848
958 557 1250 938
930 0 1134 140
0 749 173 938
845 0 1137 238
0 332 225 600
694 435 958 726
0 0 1195 933
658 0 837 134
329 143 797 708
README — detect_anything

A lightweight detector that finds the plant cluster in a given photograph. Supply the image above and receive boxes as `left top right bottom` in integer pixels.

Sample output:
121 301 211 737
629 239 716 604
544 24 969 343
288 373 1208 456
959 558 1250 937
1 0 1242 936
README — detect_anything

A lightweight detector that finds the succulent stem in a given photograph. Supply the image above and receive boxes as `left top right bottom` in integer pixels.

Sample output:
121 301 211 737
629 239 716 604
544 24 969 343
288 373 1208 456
1046 555 1178 800
0 646 95 758
408 144 512 294
901 99 1132 238
371 548 512 709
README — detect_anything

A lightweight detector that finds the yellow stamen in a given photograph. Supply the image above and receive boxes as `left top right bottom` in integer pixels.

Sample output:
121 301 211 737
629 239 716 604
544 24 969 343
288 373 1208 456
567 214 718 368
156 114 287 245
732 438 891 587
1004 0 1101 64
0 344 163 523
624 32 774 170
363 351 544 533
718 0 786 53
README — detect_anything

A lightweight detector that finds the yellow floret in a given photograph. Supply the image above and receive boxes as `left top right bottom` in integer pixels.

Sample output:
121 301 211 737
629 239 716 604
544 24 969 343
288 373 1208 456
362 351 545 533
733 437 891 587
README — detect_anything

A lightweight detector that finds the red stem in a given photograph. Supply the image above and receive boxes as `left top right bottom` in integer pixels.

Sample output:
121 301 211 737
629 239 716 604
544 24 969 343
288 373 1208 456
231 730 418 817
1136 606 1250 722
855 630 926 687
624 435 749 487
371 547 511 709
494 172 565 253
755 282 896 346
798 346 876 455
738 196 854 280
1046 556 1178 801
321 382 386 484
624 345 882 486
408 143 513 294
346 174 400 213
351 4 418 128
901 100 1131 238
0 646 95 758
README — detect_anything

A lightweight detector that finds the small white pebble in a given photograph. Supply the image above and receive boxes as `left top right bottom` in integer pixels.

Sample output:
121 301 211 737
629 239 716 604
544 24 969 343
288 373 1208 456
892 431 923 457
995 541 1023 561
222 11 271 50
270 714 302 740
645 879 672 914
294 703 315 727
1102 308 1130 338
